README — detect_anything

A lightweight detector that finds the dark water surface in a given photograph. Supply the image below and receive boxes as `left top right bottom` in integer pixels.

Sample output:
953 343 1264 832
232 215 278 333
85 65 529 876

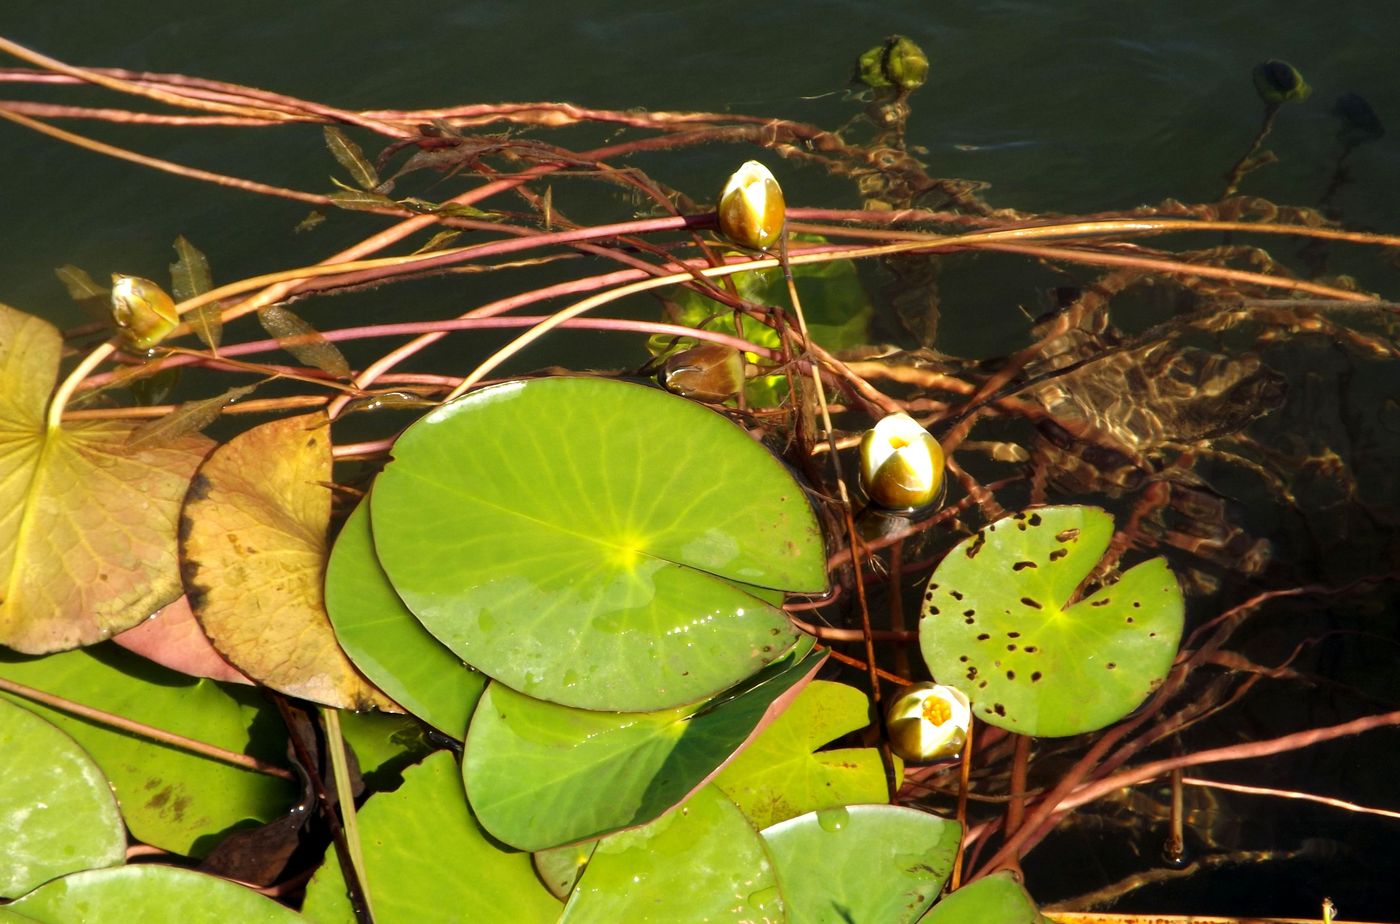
3 2 1399 919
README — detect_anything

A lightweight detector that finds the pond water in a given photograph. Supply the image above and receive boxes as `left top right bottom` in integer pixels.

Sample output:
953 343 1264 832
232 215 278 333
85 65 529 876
3 3 1398 919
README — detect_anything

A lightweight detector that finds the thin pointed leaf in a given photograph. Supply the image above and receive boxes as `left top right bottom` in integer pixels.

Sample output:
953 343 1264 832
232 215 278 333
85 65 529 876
126 384 257 451
323 126 380 191
257 305 350 378
169 236 222 350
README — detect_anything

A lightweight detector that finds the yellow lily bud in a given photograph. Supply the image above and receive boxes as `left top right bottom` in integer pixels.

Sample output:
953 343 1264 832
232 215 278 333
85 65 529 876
718 160 785 251
885 682 970 762
859 412 945 511
110 274 179 351
660 343 745 402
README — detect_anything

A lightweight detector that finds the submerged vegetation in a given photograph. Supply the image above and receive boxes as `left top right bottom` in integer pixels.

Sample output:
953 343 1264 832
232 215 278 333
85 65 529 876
0 31 1398 923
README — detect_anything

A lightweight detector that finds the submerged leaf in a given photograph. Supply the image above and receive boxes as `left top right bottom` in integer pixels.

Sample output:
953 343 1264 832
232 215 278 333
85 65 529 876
323 126 380 191
126 384 258 451
180 412 394 710
170 236 222 350
257 305 350 378
53 264 112 326
0 304 211 653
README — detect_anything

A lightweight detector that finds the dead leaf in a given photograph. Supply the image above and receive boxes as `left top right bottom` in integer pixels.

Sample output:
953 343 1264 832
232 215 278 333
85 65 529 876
179 412 395 710
0 303 212 653
111 595 252 685
257 305 350 378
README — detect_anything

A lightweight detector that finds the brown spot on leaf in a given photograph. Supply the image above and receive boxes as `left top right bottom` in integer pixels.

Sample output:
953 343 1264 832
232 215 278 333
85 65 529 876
965 533 986 559
993 703 1006 716
949 589 964 601
1012 560 1037 571
1031 671 1042 682
1055 528 1079 543
976 633 990 641
1049 549 1068 562
1020 597 1042 609
1090 598 1110 607
1028 513 1042 526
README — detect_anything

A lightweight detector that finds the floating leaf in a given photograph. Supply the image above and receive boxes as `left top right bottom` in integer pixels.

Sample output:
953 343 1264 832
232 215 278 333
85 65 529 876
323 126 380 191
917 871 1048 924
0 304 211 653
302 752 559 924
180 412 393 710
126 384 258 451
761 805 959 924
7 866 305 924
0 645 294 856
464 640 823 851
919 506 1184 737
560 785 782 923
110 595 252 684
371 377 826 711
170 236 222 350
715 679 897 830
257 305 350 378
0 698 125 897
326 499 486 737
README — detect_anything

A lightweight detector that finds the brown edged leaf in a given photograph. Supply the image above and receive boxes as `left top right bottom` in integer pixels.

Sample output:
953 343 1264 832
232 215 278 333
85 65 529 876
170 235 223 350
126 384 258 451
323 126 380 191
257 305 350 378
0 303 212 653
179 412 395 710
110 594 252 685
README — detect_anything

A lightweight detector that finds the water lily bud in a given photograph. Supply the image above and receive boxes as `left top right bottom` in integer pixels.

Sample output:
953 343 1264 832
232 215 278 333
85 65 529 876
859 412 945 511
885 682 970 762
1333 92 1384 146
1252 60 1311 106
856 42 893 89
718 161 785 252
660 343 745 402
110 274 179 350
882 36 928 91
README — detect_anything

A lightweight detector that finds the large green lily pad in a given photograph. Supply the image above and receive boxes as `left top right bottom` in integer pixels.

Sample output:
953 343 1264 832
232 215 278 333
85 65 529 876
0 698 125 898
370 376 827 711
715 679 897 830
465 639 824 851
919 506 1183 737
7 866 305 924
301 751 559 924
761 805 960 923
326 499 486 737
560 784 782 922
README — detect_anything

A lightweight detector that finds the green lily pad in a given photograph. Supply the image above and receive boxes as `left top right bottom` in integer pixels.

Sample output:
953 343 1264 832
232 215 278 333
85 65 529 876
326 499 487 737
302 751 559 924
371 376 826 712
7 866 305 923
919 506 1183 737
715 679 897 830
560 784 782 923
917 871 1047 923
0 645 294 856
0 698 125 898
761 805 960 924
465 639 824 851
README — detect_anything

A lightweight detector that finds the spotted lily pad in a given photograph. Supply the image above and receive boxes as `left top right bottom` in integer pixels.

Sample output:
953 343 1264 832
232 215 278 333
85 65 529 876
370 377 827 712
919 506 1183 737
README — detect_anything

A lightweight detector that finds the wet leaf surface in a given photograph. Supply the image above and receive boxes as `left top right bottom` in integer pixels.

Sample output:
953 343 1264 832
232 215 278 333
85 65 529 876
0 698 125 898
0 304 211 653
761 805 960 924
180 412 394 710
8 866 306 923
371 377 826 712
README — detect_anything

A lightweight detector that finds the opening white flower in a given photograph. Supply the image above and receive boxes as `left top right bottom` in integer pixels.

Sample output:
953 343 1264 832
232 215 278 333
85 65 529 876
718 160 785 251
885 682 971 762
858 412 945 510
